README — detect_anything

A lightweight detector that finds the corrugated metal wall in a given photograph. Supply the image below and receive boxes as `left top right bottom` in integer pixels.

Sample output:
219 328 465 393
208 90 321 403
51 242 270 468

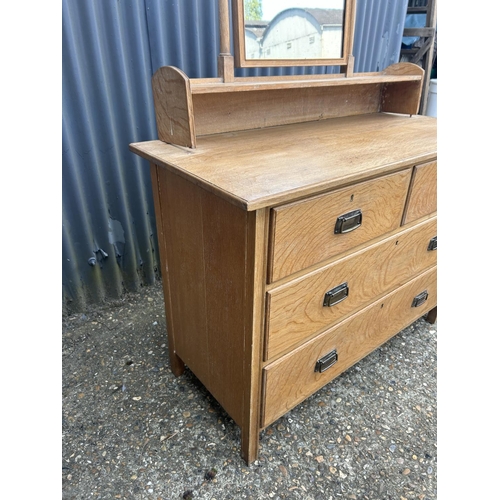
407 0 427 7
62 0 408 313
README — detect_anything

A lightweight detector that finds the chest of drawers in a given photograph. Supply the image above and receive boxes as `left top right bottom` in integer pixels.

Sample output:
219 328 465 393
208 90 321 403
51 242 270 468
130 63 437 464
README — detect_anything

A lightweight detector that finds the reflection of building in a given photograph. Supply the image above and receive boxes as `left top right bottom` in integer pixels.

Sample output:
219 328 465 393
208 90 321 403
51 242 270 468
245 8 344 60
244 21 267 59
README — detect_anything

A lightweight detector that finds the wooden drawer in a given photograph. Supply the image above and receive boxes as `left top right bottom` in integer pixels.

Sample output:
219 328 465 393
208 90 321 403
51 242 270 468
403 161 437 224
269 169 412 282
265 216 437 360
261 266 437 427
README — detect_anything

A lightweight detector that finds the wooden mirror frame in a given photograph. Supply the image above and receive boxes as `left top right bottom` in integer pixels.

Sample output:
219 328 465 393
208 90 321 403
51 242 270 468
231 0 356 68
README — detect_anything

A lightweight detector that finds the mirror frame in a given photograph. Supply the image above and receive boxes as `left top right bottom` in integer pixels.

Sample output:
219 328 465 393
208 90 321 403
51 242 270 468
231 0 356 68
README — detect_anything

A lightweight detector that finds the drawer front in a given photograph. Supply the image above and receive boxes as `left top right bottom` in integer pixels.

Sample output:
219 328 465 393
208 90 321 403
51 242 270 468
403 161 437 224
269 169 412 282
265 216 437 360
261 266 437 427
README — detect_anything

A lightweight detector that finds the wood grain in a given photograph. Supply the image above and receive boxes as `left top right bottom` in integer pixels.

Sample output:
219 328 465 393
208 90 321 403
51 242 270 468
231 0 246 69
262 266 437 427
149 163 185 376
380 63 425 116
269 169 412 281
403 161 437 224
240 208 268 464
189 74 422 94
217 0 234 82
218 54 234 83
152 66 196 148
134 61 438 462
193 84 381 137
150 61 424 146
129 113 437 211
265 216 437 360
218 0 231 55
156 169 266 428
231 0 355 68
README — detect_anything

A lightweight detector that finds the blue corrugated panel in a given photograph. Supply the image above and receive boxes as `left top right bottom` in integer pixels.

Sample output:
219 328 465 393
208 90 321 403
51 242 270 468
62 0 407 313
354 0 407 72
63 0 159 311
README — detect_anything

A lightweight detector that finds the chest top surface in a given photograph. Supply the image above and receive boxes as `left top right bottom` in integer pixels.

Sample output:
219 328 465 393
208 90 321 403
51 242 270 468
130 112 436 211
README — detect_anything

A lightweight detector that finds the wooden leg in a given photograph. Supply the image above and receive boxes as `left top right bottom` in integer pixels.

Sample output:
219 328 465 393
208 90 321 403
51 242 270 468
149 163 185 378
240 209 267 465
241 420 260 465
425 306 437 324
169 350 185 377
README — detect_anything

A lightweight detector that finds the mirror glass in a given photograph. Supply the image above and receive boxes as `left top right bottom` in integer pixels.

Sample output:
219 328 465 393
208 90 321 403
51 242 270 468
242 0 346 61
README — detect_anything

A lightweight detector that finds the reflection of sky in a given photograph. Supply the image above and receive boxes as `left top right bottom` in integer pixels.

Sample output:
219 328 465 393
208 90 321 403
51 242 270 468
262 0 345 21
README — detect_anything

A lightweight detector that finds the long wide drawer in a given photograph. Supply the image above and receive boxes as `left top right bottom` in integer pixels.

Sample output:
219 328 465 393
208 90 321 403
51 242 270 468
265 216 437 360
261 266 437 428
269 169 412 282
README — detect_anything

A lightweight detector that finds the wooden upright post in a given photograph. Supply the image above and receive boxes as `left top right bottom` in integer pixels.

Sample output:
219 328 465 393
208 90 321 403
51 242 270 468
340 0 356 76
218 0 234 82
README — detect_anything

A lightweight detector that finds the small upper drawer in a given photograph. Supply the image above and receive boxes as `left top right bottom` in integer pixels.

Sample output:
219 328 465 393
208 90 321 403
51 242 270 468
269 169 412 282
403 161 437 224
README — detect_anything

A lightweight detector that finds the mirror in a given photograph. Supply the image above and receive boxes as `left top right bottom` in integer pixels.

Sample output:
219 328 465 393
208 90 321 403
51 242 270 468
232 0 355 68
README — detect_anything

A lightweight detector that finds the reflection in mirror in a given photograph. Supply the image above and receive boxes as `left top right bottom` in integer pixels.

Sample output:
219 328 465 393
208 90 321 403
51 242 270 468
243 0 346 60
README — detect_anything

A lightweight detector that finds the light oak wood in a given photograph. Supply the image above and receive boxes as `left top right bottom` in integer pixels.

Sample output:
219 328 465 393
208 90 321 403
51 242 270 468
155 168 267 429
403 161 437 224
345 54 355 77
193 83 381 136
426 306 437 324
344 0 357 64
217 54 234 83
149 62 424 148
152 66 196 148
134 144 437 463
262 266 437 427
269 169 412 282
131 38 437 463
267 213 435 292
217 0 234 82
190 72 409 87
149 163 185 376
381 63 425 115
230 0 245 69
240 208 268 464
231 0 355 68
218 0 231 55
189 73 421 94
265 217 437 361
130 113 437 211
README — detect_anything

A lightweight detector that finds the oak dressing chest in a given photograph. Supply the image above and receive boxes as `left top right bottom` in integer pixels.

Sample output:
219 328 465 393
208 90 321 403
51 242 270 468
129 0 437 464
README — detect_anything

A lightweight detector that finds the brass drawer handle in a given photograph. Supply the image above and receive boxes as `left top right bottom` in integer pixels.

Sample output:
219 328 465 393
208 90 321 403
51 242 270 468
427 236 437 251
323 282 349 307
315 349 338 373
412 290 429 308
334 209 362 234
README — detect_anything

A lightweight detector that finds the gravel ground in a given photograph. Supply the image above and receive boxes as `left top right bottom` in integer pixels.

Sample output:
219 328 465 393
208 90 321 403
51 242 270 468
62 281 437 500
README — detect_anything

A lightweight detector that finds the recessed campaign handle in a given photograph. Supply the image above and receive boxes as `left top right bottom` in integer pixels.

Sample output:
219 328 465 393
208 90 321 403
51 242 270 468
323 282 349 307
427 236 437 251
315 349 338 373
412 290 429 308
334 209 362 234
